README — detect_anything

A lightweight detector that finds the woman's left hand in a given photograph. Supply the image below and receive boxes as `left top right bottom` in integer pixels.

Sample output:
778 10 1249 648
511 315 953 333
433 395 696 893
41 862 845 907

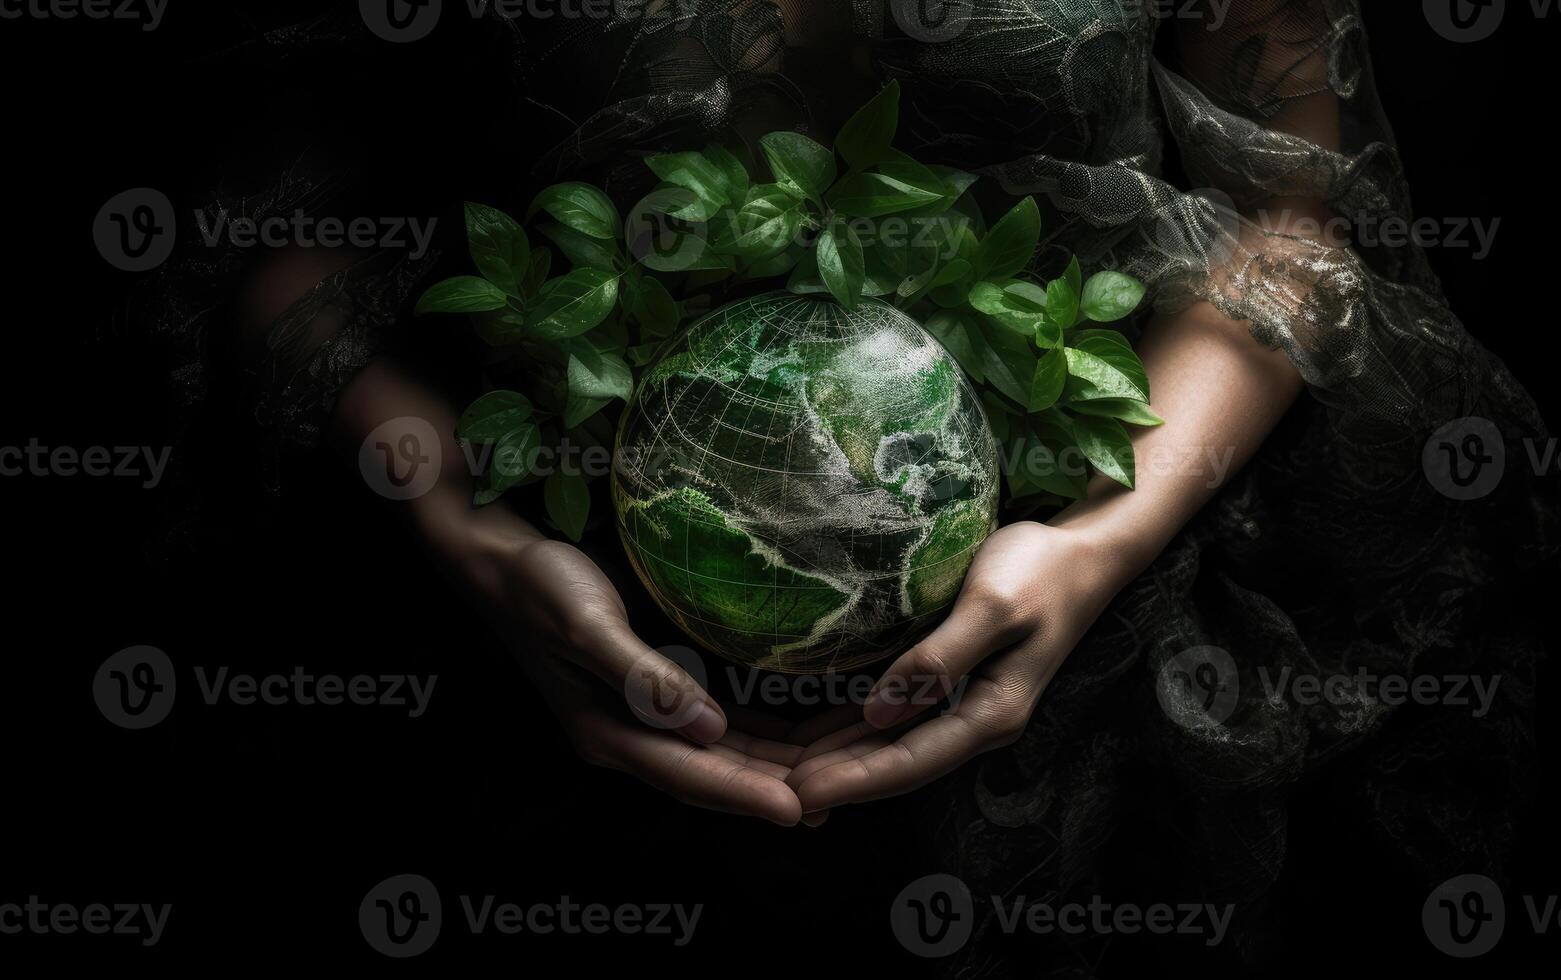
784 520 1126 814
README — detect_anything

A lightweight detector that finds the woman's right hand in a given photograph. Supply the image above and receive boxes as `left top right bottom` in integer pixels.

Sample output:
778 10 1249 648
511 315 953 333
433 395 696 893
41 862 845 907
479 535 807 826
330 357 806 827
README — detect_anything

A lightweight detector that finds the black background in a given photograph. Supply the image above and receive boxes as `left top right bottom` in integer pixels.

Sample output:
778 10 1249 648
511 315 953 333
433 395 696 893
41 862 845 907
3 2 1557 973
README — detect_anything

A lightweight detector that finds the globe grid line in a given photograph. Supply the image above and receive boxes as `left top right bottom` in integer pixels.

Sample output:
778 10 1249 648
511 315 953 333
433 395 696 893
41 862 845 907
613 292 999 673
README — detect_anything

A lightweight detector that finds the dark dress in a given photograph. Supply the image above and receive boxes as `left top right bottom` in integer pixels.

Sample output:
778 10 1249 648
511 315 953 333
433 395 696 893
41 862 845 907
130 2 1555 973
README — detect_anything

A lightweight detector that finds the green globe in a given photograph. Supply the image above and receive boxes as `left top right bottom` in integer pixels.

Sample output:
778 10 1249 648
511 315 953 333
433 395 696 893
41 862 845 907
612 292 999 674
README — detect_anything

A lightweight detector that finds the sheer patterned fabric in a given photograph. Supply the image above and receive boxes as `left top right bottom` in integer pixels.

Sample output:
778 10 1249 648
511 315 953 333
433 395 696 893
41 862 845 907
131 3 1553 970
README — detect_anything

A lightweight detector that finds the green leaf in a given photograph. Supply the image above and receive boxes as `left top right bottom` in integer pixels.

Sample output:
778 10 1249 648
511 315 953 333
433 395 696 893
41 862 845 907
415 276 509 315
712 186 804 259
1046 275 1080 331
1073 332 1150 401
1030 412 1091 499
974 196 1040 281
622 272 680 338
1070 328 1134 351
538 222 619 271
457 390 532 443
1063 347 1148 403
1070 398 1164 427
1081 270 1146 323
926 311 978 378
465 202 529 296
835 80 900 171
876 154 952 199
1028 348 1066 412
742 242 804 279
826 172 943 218
982 393 1012 442
969 279 1058 347
929 257 973 290
529 268 620 339
926 311 985 383
642 184 723 222
562 339 633 404
527 183 620 240
929 165 979 201
1064 256 1083 299
786 247 828 294
1017 433 1089 500
760 132 837 202
544 470 591 541
817 219 865 310
1072 414 1135 488
974 318 1038 407
703 142 751 198
646 152 732 210
489 422 541 492
521 245 552 298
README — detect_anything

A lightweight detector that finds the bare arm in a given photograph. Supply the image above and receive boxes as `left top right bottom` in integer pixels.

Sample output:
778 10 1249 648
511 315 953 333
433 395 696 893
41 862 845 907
787 3 1346 810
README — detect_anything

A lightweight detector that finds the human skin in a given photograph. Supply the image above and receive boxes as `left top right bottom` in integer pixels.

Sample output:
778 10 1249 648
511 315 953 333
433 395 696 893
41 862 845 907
241 9 1341 826
325 290 1305 827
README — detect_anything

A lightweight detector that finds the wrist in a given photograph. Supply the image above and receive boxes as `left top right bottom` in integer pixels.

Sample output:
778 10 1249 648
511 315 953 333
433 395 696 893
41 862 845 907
1048 488 1164 595
409 488 544 606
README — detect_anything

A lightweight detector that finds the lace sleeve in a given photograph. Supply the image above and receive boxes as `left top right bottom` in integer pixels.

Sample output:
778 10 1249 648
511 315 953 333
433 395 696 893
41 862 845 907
1143 1 1504 431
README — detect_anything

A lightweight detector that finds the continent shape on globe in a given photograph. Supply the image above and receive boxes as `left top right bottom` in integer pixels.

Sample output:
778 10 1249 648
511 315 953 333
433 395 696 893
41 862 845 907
612 292 999 674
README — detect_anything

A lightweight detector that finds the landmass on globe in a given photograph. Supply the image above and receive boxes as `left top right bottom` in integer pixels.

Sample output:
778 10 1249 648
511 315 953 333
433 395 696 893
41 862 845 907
612 292 999 674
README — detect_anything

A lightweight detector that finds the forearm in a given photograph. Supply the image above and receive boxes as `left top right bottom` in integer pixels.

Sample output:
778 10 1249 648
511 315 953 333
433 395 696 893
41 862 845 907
331 357 545 601
1051 300 1303 586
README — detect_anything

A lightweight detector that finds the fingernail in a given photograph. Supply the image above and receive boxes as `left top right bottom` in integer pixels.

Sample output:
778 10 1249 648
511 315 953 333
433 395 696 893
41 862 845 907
863 692 909 729
683 701 726 743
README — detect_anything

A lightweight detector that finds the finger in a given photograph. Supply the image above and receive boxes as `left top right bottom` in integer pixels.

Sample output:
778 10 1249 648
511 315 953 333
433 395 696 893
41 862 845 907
794 675 1026 811
789 730 895 788
800 810 831 828
574 622 728 745
862 594 1025 729
706 743 792 781
794 712 923 766
783 702 865 746
599 724 803 827
717 729 806 769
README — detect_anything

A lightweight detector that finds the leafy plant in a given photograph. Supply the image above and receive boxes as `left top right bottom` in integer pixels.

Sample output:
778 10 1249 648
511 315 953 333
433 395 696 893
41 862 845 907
416 80 1158 539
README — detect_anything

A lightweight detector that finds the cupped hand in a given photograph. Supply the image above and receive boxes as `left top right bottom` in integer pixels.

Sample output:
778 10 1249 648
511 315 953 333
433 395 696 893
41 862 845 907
489 537 808 826
785 520 1124 814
